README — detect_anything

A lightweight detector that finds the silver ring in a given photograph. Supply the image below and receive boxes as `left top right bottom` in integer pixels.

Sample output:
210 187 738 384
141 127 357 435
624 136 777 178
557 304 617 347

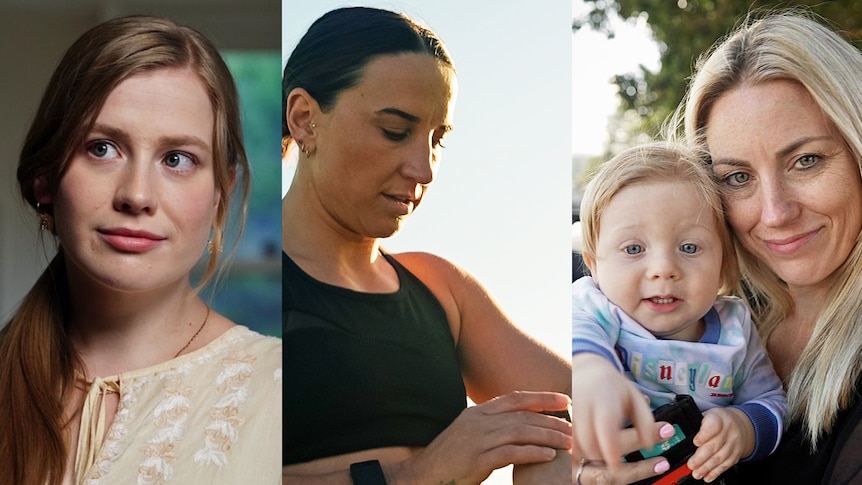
576 458 590 485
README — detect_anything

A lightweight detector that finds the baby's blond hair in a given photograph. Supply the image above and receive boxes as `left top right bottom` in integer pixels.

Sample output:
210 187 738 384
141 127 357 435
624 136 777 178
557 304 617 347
580 141 738 296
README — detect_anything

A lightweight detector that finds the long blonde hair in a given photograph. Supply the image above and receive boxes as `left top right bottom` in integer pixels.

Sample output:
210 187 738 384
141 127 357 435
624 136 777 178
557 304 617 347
2 15 250 484
671 10 862 448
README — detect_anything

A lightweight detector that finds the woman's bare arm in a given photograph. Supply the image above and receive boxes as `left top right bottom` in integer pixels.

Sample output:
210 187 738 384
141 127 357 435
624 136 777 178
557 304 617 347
394 252 571 403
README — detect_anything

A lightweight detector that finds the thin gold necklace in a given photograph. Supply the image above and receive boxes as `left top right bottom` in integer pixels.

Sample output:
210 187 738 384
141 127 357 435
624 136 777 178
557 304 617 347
174 304 210 358
73 305 211 391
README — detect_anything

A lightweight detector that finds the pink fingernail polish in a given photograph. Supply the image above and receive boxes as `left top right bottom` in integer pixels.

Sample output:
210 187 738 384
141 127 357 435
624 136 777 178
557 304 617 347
654 461 670 474
659 424 675 439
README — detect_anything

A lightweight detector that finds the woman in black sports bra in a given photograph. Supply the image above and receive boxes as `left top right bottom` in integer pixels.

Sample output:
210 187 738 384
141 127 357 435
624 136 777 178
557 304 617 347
282 6 572 484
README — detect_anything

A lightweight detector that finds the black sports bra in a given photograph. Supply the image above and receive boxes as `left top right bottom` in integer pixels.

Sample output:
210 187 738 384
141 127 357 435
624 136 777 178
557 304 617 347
283 251 467 465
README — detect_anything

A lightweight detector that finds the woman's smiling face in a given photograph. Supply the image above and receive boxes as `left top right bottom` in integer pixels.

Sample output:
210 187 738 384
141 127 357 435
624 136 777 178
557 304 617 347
705 79 862 293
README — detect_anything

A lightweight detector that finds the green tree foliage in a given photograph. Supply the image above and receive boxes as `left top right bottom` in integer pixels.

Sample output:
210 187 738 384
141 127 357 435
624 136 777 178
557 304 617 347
574 0 862 139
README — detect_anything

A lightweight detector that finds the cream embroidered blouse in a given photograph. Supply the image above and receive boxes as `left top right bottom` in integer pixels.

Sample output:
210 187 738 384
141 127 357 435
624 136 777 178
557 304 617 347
72 326 282 485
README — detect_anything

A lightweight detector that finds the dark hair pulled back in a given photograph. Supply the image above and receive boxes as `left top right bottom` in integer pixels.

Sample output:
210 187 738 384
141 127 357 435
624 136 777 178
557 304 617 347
282 6 454 140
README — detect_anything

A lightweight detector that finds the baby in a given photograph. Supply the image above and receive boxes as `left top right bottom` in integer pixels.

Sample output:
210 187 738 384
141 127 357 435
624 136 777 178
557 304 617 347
572 141 786 482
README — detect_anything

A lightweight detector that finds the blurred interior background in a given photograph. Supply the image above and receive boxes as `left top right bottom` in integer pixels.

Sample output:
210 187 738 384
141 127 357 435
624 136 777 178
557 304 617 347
0 0 282 337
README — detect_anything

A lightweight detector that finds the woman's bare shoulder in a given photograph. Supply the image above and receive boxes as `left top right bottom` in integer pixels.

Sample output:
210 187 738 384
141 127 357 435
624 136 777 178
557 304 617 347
390 251 472 285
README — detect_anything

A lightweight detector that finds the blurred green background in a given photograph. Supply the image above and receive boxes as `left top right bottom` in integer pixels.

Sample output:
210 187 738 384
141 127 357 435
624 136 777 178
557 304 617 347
195 52 282 338
574 0 862 160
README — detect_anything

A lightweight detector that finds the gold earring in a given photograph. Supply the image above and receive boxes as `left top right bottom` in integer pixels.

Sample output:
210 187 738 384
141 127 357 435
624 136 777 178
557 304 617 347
297 139 310 157
36 202 53 232
206 239 223 254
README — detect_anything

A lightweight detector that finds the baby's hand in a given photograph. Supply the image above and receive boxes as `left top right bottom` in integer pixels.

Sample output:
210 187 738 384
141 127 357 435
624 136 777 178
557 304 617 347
687 407 755 482
572 353 657 470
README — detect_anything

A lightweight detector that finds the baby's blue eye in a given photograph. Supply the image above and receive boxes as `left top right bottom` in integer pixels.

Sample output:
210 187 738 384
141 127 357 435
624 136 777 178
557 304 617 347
624 245 644 255
680 243 698 254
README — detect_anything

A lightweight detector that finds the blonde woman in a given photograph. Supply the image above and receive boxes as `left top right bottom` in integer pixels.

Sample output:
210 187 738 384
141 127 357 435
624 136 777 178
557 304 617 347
679 11 862 483
0 16 281 485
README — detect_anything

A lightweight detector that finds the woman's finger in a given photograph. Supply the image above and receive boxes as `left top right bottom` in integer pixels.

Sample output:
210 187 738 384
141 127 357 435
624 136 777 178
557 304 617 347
578 457 669 485
575 419 672 470
485 416 572 450
480 390 571 414
618 421 674 456
468 408 572 445
482 443 558 470
574 422 673 484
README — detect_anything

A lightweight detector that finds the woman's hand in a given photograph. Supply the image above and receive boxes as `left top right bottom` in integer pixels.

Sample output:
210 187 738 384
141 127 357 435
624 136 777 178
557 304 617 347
687 407 754 482
571 353 672 484
571 422 674 485
394 391 572 485
572 428 673 485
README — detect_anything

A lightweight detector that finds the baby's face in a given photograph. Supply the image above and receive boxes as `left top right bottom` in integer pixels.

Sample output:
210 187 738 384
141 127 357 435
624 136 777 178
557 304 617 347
590 180 724 341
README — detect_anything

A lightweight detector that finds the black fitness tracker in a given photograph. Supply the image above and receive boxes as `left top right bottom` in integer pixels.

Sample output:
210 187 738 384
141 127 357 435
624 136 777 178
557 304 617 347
350 459 387 485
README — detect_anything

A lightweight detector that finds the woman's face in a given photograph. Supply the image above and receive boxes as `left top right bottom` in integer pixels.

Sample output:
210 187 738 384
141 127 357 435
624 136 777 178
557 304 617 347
310 52 457 239
705 80 862 293
43 67 219 293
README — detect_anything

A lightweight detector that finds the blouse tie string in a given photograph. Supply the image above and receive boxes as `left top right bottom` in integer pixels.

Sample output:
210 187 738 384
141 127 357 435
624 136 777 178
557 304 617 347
75 374 121 483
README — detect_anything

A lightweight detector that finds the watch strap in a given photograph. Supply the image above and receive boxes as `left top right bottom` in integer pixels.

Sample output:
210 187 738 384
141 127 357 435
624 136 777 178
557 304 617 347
349 459 387 485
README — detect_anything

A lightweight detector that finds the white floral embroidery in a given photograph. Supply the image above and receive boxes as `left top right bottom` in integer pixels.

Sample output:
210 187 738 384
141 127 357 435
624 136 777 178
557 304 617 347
139 448 176 483
194 446 230 467
214 388 250 408
137 379 194 485
193 351 256 468
75 327 278 484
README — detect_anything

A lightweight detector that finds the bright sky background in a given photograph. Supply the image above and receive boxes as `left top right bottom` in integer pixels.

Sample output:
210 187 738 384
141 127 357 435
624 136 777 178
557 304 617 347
284 2 571 482
572 0 659 157
283 5 571 365
284 2 657 482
